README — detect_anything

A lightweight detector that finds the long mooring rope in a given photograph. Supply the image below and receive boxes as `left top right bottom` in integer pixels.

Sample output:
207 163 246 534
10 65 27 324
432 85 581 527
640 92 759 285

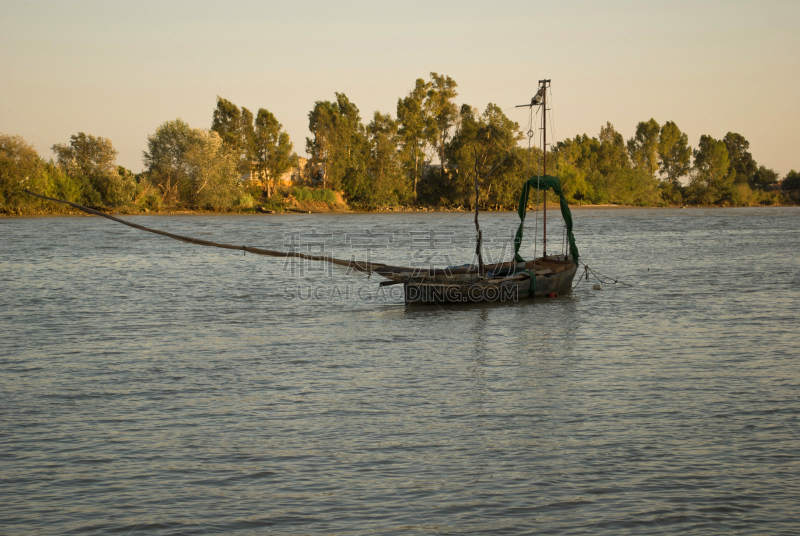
22 190 383 273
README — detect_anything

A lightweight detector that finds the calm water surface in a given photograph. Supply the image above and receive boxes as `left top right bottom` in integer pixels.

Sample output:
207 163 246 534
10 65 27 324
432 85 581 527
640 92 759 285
1 207 799 535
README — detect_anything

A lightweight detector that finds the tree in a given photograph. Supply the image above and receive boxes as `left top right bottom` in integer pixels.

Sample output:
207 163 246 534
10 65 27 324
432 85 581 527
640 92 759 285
253 108 295 197
598 122 629 174
425 73 459 179
0 133 45 212
689 135 734 204
211 97 255 173
627 118 660 177
53 132 117 178
144 119 241 208
52 132 134 206
143 119 196 204
586 167 660 205
397 78 435 198
657 120 691 185
364 112 406 206
306 100 337 188
306 93 367 193
751 165 779 190
445 103 522 207
555 134 600 174
723 132 757 185
783 170 800 191
183 129 241 209
554 159 591 204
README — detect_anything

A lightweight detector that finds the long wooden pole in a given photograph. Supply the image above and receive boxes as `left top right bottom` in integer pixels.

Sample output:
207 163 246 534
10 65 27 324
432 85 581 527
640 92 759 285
474 148 485 279
541 80 547 258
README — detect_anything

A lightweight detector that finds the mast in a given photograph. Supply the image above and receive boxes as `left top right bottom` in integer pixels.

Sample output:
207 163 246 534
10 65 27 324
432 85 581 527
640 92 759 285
540 78 550 259
541 80 547 258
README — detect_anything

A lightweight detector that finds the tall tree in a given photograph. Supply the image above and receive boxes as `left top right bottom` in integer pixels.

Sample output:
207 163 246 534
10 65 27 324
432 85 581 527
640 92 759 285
211 97 255 174
555 134 600 174
183 129 241 209
657 121 691 184
306 93 367 194
365 112 405 206
397 78 435 198
144 119 241 208
723 132 757 185
598 122 629 174
627 118 661 177
143 119 197 204
689 135 734 204
253 109 295 197
306 100 338 188
425 73 459 179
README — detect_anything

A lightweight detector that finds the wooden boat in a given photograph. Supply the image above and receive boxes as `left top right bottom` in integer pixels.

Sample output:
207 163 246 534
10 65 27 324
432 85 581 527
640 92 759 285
401 256 577 304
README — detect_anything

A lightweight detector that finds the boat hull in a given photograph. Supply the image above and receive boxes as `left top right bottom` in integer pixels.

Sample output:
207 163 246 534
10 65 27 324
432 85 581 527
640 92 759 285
403 263 578 304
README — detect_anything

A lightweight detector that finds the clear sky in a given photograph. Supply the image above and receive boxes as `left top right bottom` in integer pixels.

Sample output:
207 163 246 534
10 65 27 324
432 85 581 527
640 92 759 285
2 0 798 176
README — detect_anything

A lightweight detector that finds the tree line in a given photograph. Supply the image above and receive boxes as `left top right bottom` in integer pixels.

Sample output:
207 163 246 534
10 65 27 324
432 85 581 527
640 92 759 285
2 72 798 215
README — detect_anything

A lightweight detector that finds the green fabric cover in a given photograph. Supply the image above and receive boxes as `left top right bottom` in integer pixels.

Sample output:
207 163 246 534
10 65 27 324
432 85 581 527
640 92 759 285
514 175 579 263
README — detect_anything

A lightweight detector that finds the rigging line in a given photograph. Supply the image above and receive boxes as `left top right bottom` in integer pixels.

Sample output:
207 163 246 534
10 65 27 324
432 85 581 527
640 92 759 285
533 103 544 261
548 85 557 151
580 262 634 287
587 266 605 286
523 104 534 265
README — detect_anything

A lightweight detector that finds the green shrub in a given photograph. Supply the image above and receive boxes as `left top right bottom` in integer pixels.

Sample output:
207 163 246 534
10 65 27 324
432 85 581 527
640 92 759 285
292 186 312 202
313 188 336 204
291 186 336 204
236 193 255 209
729 184 756 206
244 182 263 200
135 182 163 211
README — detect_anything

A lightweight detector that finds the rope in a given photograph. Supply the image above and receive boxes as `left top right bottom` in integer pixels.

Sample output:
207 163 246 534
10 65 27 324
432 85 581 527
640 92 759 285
571 264 588 291
22 190 384 273
579 261 634 287
548 85 556 153
533 106 542 262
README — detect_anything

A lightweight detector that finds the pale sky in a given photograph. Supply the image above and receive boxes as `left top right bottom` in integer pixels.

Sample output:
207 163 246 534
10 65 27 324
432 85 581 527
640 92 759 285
2 0 799 176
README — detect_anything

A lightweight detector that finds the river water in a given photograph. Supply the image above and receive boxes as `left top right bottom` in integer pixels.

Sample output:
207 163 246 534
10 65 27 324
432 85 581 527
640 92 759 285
1 207 798 535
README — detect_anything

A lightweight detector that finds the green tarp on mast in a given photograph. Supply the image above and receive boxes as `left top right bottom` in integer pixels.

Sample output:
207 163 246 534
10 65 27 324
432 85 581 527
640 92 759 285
513 175 579 264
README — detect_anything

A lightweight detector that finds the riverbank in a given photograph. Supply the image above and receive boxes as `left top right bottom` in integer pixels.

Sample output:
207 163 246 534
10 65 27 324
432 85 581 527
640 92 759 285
4 200 795 218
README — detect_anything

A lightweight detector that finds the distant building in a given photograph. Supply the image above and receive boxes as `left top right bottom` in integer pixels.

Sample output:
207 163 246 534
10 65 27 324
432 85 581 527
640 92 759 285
279 157 307 184
240 157 308 185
